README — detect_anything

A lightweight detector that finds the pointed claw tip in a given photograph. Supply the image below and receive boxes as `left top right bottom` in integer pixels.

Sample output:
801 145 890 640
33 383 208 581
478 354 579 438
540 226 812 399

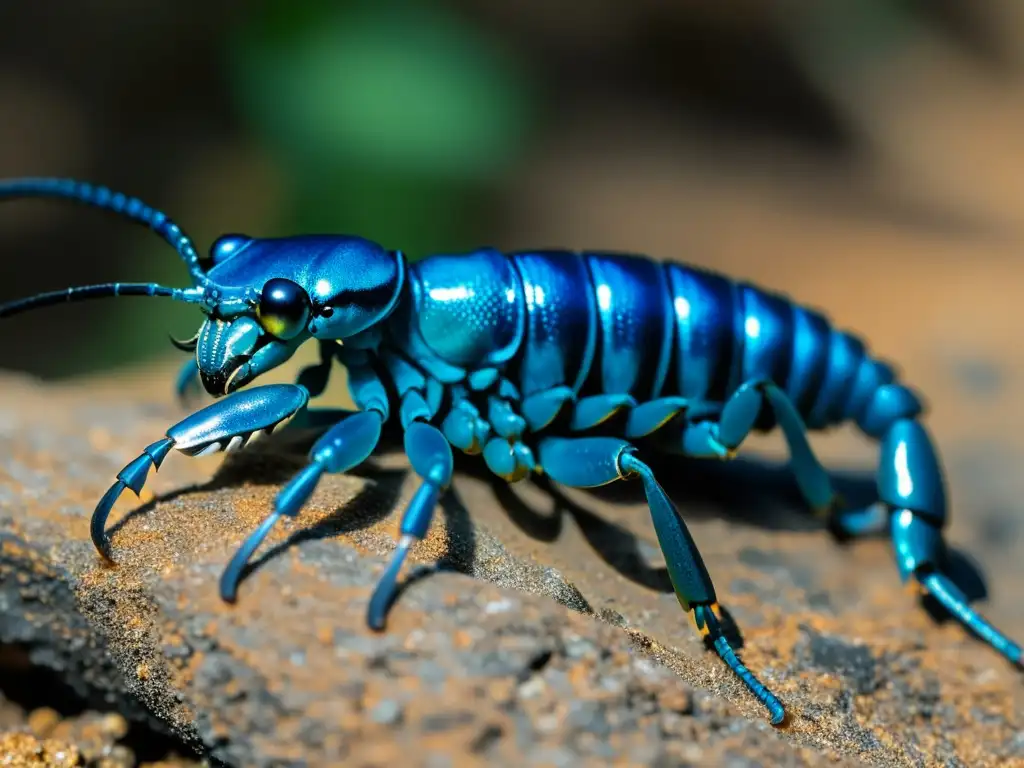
218 575 240 604
366 583 394 633
218 581 237 606
96 549 116 566
365 607 387 633
366 537 414 633
367 572 400 631
91 534 114 561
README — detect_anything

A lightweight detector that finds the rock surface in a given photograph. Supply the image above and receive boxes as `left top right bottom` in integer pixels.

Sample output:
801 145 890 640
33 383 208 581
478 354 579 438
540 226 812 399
1 352 1023 766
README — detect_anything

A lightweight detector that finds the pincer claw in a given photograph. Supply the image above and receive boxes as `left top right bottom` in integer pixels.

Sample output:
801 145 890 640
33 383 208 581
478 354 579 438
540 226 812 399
166 384 309 456
90 385 309 560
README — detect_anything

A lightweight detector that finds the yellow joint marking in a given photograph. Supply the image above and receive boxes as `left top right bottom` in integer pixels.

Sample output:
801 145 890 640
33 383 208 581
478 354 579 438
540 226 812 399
650 413 679 434
615 445 635 480
592 406 625 427
708 437 734 460
812 494 845 520
694 601 723 636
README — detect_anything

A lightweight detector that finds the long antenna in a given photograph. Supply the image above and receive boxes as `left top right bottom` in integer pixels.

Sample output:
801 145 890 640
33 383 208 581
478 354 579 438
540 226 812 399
0 177 208 285
0 283 202 318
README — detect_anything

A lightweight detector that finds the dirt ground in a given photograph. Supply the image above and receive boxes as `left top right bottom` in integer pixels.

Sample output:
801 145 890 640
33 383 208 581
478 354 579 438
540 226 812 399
2 36 1024 767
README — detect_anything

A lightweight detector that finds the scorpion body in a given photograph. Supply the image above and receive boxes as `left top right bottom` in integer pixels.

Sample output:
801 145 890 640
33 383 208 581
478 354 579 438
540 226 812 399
0 177 1019 726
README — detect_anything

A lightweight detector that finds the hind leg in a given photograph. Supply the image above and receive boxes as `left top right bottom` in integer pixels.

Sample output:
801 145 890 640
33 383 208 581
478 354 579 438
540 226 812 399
867 387 1022 666
706 378 1020 665
685 378 888 539
538 436 786 725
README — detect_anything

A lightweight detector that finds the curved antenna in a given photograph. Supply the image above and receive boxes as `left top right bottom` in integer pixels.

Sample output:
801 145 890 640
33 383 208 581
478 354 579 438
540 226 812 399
0 282 203 318
0 177 208 285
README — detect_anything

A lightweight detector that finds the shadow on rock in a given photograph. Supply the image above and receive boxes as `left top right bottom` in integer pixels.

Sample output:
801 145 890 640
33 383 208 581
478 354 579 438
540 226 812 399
103 425 997 643
237 466 407 588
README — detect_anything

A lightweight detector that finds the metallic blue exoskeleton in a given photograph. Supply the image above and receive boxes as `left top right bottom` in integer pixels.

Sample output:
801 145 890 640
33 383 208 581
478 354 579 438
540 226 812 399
1 177 1019 726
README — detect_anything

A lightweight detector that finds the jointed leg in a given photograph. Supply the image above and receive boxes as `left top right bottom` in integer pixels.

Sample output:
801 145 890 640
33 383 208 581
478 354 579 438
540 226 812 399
367 417 454 630
91 384 310 558
706 377 1021 666
220 351 389 601
871 393 1022 666
219 407 384 601
694 378 888 539
537 436 786 725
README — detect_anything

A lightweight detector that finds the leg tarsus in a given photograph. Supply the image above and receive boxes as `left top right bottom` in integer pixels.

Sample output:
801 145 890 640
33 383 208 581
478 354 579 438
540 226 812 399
695 604 786 725
367 535 416 630
890 506 1023 666
220 461 329 602
219 510 285 602
91 481 127 559
918 569 1022 666
91 437 175 559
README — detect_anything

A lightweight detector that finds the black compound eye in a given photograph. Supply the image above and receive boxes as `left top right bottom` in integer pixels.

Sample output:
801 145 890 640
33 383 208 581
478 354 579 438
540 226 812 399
258 278 311 340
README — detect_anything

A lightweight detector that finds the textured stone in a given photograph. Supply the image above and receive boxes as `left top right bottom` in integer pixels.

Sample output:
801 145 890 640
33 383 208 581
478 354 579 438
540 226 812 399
0 363 1021 767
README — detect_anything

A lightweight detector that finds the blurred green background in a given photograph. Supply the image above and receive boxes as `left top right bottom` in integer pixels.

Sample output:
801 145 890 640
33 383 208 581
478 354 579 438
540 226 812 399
0 0 1021 378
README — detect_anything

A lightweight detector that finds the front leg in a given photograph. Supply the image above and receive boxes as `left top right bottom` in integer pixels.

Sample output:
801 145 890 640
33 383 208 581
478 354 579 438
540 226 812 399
91 384 310 558
219 407 384 601
219 355 390 601
366 390 454 630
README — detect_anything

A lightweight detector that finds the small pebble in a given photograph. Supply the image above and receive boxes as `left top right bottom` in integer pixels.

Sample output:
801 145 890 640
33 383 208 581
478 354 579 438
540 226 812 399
369 699 404 726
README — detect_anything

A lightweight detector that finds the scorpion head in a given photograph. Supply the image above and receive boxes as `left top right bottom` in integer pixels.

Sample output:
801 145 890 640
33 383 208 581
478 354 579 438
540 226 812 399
187 233 405 396
0 179 404 397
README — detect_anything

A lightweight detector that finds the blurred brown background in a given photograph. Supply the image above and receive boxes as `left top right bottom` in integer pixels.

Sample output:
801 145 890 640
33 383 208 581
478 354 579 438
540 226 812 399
2 7 1024 759
0 0 1021 386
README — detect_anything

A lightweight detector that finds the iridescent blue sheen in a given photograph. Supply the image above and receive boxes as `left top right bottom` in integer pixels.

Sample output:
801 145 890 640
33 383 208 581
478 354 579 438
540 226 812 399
510 251 596 396
737 283 794 387
581 252 673 399
387 248 524 383
208 235 404 340
2 174 1019 730
786 306 831 414
807 331 866 428
664 265 739 401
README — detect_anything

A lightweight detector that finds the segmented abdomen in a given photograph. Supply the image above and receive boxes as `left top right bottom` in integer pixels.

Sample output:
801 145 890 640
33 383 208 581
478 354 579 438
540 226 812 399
511 251 893 432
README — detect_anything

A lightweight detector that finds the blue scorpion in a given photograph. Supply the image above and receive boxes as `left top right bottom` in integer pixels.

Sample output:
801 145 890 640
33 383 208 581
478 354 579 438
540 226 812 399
0 177 1019 725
